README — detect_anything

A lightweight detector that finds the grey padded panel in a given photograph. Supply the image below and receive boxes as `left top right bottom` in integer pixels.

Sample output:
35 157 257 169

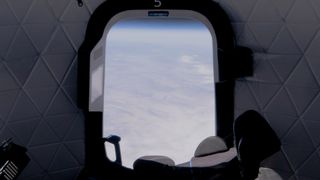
0 0 319 179
216 0 320 179
0 0 104 179
194 136 228 157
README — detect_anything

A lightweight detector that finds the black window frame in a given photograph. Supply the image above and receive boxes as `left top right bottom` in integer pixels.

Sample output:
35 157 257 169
77 0 252 178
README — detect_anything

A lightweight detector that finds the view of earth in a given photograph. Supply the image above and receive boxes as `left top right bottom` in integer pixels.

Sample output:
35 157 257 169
103 18 216 168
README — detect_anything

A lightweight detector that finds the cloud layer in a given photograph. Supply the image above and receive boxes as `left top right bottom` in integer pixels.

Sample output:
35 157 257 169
103 19 216 168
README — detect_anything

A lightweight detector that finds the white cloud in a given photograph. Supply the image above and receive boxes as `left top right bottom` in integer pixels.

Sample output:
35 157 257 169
180 55 196 64
179 54 214 84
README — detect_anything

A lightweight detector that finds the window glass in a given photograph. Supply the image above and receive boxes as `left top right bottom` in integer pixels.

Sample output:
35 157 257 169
104 18 216 168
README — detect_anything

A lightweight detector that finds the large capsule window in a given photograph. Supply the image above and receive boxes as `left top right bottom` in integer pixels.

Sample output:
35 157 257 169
102 18 217 168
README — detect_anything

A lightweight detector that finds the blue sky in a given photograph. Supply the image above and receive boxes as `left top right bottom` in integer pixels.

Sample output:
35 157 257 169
103 18 216 168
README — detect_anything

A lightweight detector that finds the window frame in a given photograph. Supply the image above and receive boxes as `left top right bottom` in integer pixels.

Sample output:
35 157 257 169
78 0 238 175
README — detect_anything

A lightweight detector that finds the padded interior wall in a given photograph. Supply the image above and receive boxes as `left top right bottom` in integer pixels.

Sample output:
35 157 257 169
0 0 320 179
0 0 105 179
217 0 320 179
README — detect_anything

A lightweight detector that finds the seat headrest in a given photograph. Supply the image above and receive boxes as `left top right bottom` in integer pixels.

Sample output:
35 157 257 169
194 136 228 157
234 110 281 179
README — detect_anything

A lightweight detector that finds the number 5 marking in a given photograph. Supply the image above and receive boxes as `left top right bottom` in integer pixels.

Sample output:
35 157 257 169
154 0 161 8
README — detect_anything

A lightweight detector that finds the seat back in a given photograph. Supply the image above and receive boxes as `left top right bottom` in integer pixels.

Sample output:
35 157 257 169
234 110 281 179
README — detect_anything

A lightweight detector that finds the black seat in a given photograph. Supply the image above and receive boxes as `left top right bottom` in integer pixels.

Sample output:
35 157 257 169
234 110 281 179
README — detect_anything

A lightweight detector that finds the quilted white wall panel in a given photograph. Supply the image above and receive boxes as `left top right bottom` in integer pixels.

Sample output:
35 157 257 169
0 0 320 179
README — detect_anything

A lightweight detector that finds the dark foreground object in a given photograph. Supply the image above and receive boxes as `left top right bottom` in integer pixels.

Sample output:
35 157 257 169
0 140 30 180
